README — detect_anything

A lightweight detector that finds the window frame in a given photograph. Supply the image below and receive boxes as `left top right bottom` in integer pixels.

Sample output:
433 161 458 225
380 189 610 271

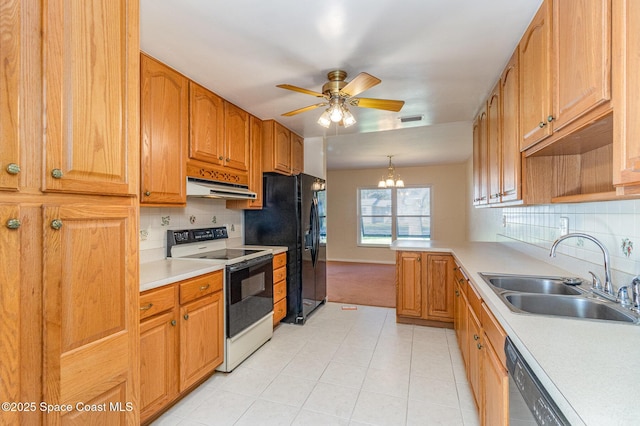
357 185 432 247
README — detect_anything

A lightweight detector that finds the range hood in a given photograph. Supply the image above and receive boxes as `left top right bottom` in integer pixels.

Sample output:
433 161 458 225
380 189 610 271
186 177 257 200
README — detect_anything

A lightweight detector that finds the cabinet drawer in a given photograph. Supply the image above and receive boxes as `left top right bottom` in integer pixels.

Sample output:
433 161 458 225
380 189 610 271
454 268 467 296
140 285 177 320
274 280 286 303
179 270 223 305
273 298 287 324
482 302 507 367
273 266 286 283
273 252 287 269
467 282 483 319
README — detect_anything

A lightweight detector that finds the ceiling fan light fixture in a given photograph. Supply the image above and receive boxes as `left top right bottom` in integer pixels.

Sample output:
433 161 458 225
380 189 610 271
317 110 332 128
342 108 356 127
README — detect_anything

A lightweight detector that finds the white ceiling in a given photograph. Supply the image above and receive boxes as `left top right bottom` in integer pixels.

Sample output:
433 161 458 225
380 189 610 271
140 0 542 169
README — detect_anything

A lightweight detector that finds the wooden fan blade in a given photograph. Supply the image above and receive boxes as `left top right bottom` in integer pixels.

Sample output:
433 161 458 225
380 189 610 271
281 103 327 117
276 84 325 98
351 97 405 112
340 72 381 97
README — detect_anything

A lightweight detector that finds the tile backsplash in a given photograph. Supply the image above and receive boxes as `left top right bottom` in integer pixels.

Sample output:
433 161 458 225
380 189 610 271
140 198 243 262
498 200 640 284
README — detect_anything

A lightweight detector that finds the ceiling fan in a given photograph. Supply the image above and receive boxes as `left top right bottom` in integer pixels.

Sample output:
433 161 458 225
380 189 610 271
277 70 405 128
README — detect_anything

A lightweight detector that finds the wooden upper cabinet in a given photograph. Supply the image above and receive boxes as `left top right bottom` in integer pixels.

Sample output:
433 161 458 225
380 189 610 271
0 0 20 191
291 132 304 175
424 254 454 321
487 82 502 204
140 54 188 205
500 50 521 203
224 101 250 171
263 120 292 175
472 107 488 206
228 115 264 210
396 251 423 318
613 0 640 189
519 0 552 150
42 0 138 196
42 203 138 425
189 81 225 166
552 0 611 132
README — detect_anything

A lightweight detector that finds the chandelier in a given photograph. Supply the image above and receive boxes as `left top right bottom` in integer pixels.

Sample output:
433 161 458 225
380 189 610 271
378 155 404 188
317 96 356 128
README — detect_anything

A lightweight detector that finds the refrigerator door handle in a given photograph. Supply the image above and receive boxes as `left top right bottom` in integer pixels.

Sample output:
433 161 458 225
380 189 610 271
309 196 319 266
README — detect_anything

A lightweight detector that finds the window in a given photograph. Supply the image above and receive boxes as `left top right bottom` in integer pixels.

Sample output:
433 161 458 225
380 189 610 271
358 186 431 246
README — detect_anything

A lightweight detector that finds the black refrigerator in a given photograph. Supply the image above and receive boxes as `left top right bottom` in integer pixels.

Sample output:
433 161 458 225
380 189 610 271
244 173 326 324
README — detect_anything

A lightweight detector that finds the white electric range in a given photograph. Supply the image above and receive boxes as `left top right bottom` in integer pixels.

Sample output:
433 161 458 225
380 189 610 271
167 227 274 372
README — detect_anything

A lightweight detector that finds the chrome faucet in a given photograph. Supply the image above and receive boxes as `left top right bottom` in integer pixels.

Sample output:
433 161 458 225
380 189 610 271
549 233 615 297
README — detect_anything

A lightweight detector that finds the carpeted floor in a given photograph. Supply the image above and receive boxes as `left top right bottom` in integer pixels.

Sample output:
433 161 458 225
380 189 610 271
326 261 396 308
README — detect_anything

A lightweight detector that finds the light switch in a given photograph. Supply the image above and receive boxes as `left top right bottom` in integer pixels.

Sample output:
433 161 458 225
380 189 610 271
560 216 569 236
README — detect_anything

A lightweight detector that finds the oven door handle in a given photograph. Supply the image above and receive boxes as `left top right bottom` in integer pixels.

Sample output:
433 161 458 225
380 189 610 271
227 255 273 272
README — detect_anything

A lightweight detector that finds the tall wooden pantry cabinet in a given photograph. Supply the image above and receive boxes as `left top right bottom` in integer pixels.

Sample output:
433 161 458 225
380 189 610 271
0 1 140 424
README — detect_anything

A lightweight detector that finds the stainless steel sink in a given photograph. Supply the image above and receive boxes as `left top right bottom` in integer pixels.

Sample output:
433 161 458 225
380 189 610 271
479 273 584 296
484 274 583 295
504 293 638 323
478 273 640 324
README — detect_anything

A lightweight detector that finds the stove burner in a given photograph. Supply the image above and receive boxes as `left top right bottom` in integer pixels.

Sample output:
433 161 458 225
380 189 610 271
182 248 263 261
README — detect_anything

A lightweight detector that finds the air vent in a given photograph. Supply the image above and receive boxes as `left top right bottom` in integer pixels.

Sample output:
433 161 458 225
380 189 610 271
399 115 423 123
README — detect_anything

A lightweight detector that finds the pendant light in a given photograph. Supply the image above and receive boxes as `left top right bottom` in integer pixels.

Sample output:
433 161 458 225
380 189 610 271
378 155 404 188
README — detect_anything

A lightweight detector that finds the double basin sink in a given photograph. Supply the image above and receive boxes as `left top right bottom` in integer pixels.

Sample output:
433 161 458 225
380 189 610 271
479 273 640 324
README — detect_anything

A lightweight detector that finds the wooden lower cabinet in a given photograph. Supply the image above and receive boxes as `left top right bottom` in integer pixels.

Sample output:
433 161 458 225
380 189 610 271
140 270 224 423
453 262 509 425
273 252 287 325
396 251 455 326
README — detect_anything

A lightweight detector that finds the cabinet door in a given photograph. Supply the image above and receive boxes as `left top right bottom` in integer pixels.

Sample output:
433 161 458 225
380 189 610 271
0 0 20 191
500 50 521 203
472 107 488 206
613 0 640 187
224 102 250 171
179 291 224 391
189 81 224 166
487 83 502 204
42 0 138 196
468 308 482 408
140 311 178 422
482 339 509 426
552 0 611 131
519 0 552 150
248 115 264 208
42 203 139 425
291 132 304 175
396 252 422 317
424 254 454 321
140 54 188 204
274 122 292 174
0 204 20 426
453 280 468 366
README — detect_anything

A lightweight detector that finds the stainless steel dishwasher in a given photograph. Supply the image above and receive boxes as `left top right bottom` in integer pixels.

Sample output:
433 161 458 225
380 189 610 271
505 337 570 425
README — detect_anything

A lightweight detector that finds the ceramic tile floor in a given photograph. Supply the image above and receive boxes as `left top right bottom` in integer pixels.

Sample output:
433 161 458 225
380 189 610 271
151 302 480 426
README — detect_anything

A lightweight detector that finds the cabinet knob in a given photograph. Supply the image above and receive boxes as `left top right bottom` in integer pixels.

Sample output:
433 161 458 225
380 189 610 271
219 156 224 161
51 168 63 179
538 121 547 128
477 343 483 350
455 289 460 297
547 115 555 122
6 163 20 175
50 219 63 230
226 158 230 162
458 278 465 284
473 334 479 341
183 314 189 320
170 320 177 326
6 218 21 229
144 191 151 196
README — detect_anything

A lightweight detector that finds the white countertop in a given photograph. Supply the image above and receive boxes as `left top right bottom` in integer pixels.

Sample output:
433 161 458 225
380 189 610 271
140 246 288 292
391 240 640 426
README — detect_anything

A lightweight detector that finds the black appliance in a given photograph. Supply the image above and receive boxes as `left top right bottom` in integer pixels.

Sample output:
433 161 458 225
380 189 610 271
245 173 326 324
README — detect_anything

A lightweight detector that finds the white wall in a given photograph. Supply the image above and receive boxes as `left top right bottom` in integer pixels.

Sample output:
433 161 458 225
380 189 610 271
327 163 469 264
466 158 640 284
303 136 326 179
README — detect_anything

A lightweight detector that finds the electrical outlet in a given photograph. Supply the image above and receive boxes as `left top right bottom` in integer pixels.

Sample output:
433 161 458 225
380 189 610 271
560 216 569 236
502 215 507 227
